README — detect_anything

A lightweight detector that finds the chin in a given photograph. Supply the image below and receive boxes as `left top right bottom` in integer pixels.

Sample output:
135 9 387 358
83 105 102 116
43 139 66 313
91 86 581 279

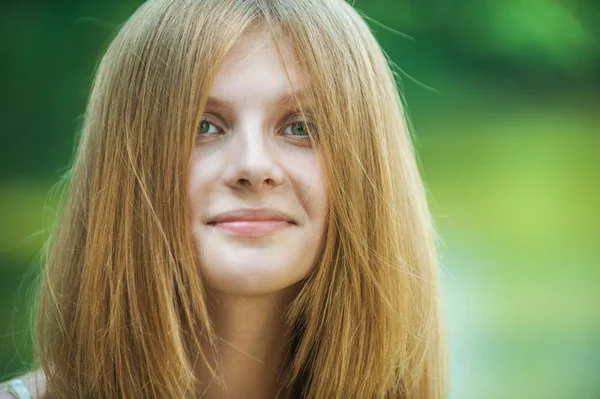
199 254 313 296
193 226 321 295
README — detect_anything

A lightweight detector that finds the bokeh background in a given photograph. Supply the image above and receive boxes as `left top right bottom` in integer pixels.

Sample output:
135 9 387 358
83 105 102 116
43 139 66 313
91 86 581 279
1 1 599 398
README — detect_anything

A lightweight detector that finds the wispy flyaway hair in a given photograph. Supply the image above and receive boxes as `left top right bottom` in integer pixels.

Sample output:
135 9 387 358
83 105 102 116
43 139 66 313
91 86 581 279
36 0 447 397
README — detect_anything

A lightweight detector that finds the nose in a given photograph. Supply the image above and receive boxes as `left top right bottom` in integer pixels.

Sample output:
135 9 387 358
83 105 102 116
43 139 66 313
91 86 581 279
223 128 284 192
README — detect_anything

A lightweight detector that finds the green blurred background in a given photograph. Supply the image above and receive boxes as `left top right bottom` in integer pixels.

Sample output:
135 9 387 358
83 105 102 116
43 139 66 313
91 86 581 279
1 1 598 397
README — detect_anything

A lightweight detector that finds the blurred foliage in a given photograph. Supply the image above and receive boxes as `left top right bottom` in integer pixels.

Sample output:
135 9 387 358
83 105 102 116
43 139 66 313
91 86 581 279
1 1 599 398
0 0 598 177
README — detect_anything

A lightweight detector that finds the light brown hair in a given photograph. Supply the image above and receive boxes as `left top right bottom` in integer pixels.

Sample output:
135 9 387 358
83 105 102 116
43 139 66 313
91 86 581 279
36 0 447 397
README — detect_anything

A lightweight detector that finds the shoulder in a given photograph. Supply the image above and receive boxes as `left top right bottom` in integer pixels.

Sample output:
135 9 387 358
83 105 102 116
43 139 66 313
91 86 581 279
0 370 46 399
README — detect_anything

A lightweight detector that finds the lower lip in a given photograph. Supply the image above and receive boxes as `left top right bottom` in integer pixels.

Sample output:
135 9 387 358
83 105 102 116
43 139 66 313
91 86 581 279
209 221 292 236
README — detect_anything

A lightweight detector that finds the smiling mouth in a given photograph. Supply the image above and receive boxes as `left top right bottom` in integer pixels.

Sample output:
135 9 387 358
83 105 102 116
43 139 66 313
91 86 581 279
208 220 294 237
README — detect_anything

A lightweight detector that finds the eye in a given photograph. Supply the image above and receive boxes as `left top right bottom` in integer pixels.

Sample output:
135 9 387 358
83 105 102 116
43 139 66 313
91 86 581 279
197 118 222 135
281 118 316 138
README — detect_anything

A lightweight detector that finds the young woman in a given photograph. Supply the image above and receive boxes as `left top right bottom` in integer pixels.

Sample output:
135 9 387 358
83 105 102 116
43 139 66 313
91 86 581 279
1 0 447 397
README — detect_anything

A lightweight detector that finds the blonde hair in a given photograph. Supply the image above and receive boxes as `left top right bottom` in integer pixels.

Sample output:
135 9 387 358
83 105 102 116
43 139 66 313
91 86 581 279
36 0 447 397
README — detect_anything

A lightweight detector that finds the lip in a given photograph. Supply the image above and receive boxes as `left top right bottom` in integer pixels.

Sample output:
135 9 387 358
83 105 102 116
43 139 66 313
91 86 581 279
206 208 297 237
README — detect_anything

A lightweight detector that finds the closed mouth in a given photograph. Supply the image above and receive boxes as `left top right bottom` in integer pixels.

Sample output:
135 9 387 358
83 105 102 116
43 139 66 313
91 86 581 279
207 208 298 225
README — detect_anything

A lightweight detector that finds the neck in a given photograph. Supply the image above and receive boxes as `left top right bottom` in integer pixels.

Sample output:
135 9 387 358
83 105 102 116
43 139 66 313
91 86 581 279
196 285 299 399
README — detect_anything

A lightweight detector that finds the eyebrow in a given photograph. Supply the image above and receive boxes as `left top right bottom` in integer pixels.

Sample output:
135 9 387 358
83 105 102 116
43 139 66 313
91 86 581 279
205 88 313 110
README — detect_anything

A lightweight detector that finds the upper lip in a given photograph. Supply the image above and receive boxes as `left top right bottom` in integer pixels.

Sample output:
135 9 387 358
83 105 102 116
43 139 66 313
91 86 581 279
207 208 297 225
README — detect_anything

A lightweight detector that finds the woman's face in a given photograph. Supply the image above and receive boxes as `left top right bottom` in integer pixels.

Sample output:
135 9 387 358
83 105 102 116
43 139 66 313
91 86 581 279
188 29 328 296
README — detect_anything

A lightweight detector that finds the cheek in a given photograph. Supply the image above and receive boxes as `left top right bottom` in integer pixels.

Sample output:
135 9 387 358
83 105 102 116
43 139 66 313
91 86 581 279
186 147 329 295
293 161 329 282
187 159 202 220
285 153 329 270
187 154 217 274
298 155 329 225
187 150 218 218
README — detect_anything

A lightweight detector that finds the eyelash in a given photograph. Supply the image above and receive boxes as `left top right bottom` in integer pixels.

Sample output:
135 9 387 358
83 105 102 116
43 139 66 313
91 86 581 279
197 114 317 139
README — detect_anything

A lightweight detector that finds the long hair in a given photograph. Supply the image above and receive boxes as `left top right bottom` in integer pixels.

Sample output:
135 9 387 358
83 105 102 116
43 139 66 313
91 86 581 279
36 0 447 397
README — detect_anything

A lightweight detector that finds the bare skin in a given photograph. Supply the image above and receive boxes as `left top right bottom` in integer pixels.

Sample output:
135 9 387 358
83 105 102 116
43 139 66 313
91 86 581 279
195 285 299 399
1 26 324 399
188 27 326 399
0 286 296 399
0 372 46 398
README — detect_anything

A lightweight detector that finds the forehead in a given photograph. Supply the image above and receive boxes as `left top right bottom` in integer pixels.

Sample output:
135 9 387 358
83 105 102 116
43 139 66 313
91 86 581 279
209 27 309 105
